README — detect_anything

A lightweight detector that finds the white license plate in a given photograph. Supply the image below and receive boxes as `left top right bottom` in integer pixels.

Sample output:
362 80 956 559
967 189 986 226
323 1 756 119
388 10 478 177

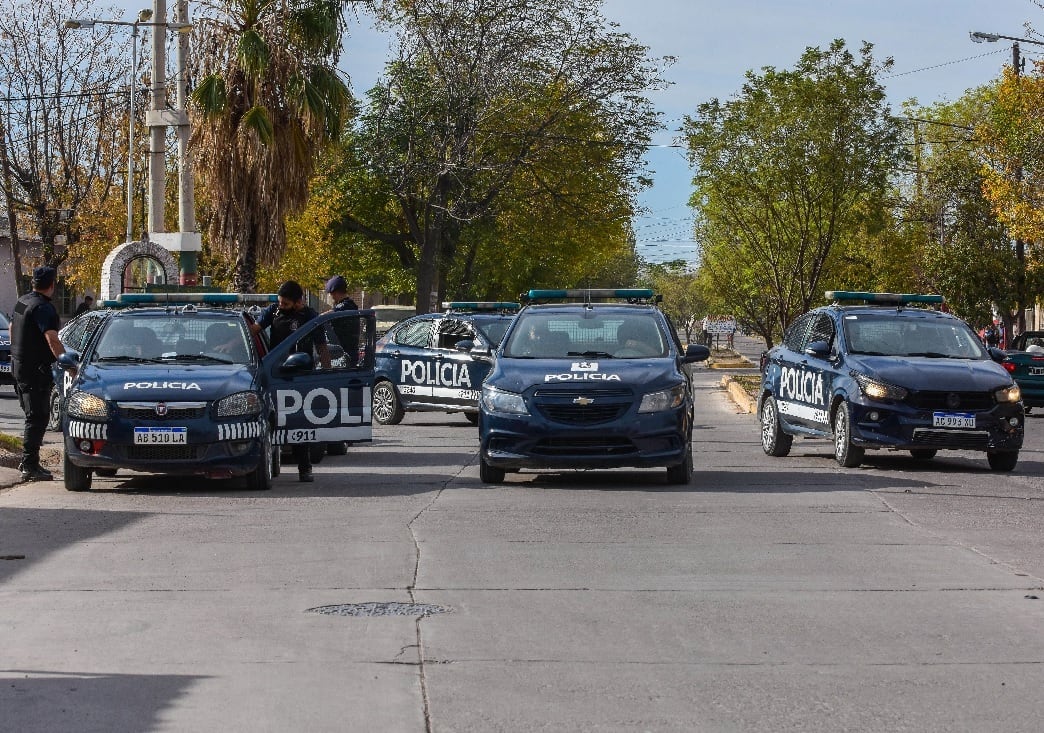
932 412 975 429
1029 366 1044 376
133 427 187 445
0 363 10 373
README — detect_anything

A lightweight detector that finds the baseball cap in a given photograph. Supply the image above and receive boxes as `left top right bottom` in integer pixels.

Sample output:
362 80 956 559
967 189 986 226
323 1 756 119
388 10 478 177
32 266 57 289
324 275 347 294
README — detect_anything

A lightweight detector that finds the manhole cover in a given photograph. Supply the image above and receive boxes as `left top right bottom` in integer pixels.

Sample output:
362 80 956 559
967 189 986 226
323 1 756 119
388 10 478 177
307 602 450 617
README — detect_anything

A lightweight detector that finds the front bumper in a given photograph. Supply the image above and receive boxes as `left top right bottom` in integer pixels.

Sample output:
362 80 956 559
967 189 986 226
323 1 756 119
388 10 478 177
847 398 1023 452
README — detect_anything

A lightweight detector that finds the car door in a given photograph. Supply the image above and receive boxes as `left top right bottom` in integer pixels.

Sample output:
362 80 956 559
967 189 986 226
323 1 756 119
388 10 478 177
430 317 485 410
376 315 438 408
771 312 829 433
788 312 836 434
263 310 377 447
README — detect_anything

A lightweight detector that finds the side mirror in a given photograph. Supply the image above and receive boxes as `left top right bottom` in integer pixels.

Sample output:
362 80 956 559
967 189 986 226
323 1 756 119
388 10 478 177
988 346 1008 363
683 344 710 363
280 351 314 373
57 351 80 370
454 339 475 353
804 340 830 359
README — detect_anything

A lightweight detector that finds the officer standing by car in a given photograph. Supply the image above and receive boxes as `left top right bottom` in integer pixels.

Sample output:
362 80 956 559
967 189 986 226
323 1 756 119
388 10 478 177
324 275 360 365
10 267 68 482
248 281 330 482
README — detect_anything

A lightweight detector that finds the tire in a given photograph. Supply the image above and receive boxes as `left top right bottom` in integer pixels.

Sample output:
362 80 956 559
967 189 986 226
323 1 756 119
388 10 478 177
666 445 694 484
245 431 274 490
271 437 281 477
309 443 325 464
760 396 793 457
372 381 405 425
47 386 61 431
326 441 348 456
833 402 864 468
987 450 1019 472
909 449 937 460
463 412 479 425
95 468 118 477
479 456 505 484
63 451 92 492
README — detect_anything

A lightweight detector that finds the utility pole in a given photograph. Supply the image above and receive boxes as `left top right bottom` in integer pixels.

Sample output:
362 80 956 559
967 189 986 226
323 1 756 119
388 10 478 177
1013 41 1027 338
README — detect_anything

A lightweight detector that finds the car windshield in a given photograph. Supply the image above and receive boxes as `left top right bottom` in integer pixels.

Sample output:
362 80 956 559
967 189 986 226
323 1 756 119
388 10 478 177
93 314 252 364
1011 332 1044 352
474 317 512 346
504 312 668 359
843 315 986 359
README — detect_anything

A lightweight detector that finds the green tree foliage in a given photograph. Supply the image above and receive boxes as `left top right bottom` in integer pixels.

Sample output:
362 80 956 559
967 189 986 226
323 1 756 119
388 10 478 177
337 0 664 311
684 40 904 346
190 0 353 293
641 261 708 343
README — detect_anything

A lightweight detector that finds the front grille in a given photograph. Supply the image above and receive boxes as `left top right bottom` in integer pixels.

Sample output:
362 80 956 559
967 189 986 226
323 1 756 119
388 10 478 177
532 388 633 425
126 445 201 460
539 403 627 424
530 436 635 457
907 391 993 411
119 406 207 420
911 429 990 449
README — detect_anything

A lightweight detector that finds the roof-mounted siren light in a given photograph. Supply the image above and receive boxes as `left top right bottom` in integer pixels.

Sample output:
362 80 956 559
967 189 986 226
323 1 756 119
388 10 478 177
825 291 946 307
442 301 521 312
522 288 658 304
108 292 280 306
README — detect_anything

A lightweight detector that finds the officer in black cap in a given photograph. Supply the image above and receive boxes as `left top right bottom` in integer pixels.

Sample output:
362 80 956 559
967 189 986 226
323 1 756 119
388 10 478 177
324 275 360 366
10 266 68 482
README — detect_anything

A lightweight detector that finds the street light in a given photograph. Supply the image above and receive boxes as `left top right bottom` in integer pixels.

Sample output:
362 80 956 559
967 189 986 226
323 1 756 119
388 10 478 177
65 11 191 243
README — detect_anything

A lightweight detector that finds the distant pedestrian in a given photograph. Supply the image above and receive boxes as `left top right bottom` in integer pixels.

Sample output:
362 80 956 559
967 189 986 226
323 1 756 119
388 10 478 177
10 267 68 482
72 295 93 317
985 324 1000 348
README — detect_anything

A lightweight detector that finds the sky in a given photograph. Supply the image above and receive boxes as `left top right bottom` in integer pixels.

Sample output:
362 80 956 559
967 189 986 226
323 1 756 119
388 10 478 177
116 0 1043 267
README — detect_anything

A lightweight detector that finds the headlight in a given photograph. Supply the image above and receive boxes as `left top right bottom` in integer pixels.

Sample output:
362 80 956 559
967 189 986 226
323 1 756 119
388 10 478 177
852 372 908 401
215 391 262 417
67 391 109 420
639 383 686 413
481 385 528 415
995 383 1022 403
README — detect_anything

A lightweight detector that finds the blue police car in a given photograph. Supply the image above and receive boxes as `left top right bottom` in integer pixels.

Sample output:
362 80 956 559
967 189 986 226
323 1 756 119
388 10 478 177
372 302 518 425
758 292 1024 471
55 293 375 491
0 311 11 385
478 289 711 484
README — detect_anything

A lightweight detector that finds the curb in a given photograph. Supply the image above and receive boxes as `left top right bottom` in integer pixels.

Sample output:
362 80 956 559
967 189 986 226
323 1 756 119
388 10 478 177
720 376 757 414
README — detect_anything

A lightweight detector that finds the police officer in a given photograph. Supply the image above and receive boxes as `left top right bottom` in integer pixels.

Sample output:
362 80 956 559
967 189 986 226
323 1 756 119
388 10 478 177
10 266 67 482
324 275 360 365
248 281 329 482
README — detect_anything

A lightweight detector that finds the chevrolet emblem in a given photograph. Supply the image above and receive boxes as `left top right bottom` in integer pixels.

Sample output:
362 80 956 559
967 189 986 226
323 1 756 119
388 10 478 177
573 396 595 406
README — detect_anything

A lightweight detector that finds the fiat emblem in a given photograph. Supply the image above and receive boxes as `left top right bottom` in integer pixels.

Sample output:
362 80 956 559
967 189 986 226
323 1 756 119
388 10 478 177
945 393 961 409
155 402 168 416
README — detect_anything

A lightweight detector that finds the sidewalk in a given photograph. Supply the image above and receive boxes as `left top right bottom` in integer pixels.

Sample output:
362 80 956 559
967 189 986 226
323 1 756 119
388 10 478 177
0 432 63 491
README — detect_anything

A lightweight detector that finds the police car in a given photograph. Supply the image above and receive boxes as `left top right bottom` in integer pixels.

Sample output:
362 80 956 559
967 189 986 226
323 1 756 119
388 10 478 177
54 292 375 491
0 311 11 384
372 301 518 425
758 292 1024 471
477 289 711 484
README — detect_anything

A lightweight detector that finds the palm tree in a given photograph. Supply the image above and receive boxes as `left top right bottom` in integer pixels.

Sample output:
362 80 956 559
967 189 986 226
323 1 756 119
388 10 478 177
190 0 353 292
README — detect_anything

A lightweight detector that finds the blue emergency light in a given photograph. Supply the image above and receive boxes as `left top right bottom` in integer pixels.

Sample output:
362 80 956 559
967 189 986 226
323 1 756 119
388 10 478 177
100 292 279 307
442 301 520 312
826 291 946 305
524 288 657 301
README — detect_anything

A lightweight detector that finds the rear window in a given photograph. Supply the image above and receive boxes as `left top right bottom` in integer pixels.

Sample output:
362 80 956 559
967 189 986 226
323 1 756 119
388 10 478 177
504 312 667 359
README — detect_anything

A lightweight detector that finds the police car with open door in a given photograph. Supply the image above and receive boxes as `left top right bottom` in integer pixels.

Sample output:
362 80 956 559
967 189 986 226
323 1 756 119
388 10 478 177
372 301 518 425
478 289 710 484
55 292 375 491
758 291 1024 471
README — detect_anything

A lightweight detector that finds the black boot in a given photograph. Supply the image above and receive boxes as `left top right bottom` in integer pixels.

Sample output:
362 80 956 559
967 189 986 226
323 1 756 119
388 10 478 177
19 462 53 482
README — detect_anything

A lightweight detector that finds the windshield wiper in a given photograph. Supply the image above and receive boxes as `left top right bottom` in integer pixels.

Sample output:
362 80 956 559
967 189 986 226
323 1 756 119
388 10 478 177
905 352 950 358
568 351 614 358
160 353 234 364
96 355 159 363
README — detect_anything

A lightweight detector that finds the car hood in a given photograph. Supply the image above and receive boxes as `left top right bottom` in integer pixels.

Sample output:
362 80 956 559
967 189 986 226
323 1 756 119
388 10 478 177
78 363 258 401
491 357 682 393
847 355 1012 391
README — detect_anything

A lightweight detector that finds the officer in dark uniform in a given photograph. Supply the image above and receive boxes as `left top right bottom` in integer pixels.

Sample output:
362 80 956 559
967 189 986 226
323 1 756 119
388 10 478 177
324 275 360 366
10 266 67 482
248 281 329 482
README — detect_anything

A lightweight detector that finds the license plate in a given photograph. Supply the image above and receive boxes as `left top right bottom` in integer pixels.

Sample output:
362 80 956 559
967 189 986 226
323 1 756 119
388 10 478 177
0 363 10 373
134 427 187 445
1029 366 1044 376
932 412 975 429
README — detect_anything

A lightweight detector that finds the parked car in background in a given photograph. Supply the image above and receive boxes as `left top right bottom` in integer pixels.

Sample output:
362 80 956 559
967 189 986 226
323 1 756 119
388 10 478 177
1001 330 1044 414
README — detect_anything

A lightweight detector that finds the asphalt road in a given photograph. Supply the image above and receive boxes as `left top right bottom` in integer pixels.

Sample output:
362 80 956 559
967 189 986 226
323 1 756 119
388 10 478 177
1 367 1044 732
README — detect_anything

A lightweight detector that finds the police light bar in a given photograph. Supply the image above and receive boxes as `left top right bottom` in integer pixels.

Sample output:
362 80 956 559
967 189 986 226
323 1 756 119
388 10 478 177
442 301 520 312
523 288 658 303
825 291 946 305
100 292 279 307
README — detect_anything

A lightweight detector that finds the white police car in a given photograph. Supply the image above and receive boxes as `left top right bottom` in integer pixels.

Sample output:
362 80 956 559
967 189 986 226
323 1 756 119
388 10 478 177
372 302 518 425
55 292 375 491
759 291 1024 471
478 289 710 484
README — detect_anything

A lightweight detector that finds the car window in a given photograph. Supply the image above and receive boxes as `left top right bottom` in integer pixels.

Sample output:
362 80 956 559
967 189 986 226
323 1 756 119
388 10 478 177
782 313 813 352
435 318 475 350
390 318 433 348
844 315 986 359
505 312 667 358
473 317 512 347
0 311 8 328
806 313 835 353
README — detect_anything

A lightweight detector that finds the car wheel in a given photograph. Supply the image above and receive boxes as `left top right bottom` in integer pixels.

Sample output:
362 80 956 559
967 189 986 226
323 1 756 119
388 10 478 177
833 402 864 468
95 468 118 478
464 412 479 425
372 381 405 425
326 441 348 456
63 451 92 492
309 443 325 464
666 445 693 484
760 396 793 457
987 450 1019 472
909 449 937 460
47 386 61 431
245 430 274 490
479 456 505 484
